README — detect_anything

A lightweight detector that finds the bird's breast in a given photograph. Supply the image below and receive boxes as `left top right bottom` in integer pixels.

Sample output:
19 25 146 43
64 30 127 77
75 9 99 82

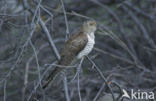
77 34 95 59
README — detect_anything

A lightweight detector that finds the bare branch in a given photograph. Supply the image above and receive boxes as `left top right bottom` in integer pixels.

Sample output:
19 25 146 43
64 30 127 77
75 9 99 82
3 80 7 101
63 75 70 101
60 0 70 40
86 56 116 101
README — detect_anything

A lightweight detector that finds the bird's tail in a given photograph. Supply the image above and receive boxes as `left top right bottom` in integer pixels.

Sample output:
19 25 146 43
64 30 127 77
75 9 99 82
42 57 74 89
42 67 62 89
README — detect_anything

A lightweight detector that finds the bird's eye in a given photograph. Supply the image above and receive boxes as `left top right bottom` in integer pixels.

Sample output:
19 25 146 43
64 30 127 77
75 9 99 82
89 23 94 26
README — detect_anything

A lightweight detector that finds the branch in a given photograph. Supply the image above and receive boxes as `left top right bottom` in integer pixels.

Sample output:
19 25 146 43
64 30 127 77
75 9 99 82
39 18 61 60
60 0 70 40
86 56 116 101
121 5 156 49
3 80 7 101
23 0 61 60
63 76 70 101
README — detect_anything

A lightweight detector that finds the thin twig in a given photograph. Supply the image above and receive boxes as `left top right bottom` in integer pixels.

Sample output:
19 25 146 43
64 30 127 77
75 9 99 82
39 18 61 60
63 75 70 101
77 58 84 101
3 80 7 101
29 40 42 87
77 72 82 101
23 0 61 60
121 5 156 49
43 5 92 20
72 58 84 81
124 1 156 21
86 56 116 101
0 11 40 85
93 83 105 101
99 26 150 72
22 43 48 101
60 0 70 40
27 63 55 101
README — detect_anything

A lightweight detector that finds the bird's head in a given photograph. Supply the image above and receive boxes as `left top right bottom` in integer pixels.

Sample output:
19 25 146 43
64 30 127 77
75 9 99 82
83 20 97 34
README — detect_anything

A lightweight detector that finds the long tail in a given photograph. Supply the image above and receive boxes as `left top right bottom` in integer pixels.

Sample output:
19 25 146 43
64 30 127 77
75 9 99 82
42 56 74 89
42 67 62 89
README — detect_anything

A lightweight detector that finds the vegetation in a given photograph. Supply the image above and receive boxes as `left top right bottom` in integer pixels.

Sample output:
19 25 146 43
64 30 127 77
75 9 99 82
0 0 156 101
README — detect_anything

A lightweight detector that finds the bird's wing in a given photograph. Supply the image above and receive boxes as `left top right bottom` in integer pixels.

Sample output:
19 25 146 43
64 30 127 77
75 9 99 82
42 31 88 89
59 30 88 65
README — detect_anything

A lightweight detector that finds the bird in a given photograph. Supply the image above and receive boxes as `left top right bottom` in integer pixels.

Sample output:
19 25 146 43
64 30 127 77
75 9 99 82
42 20 97 89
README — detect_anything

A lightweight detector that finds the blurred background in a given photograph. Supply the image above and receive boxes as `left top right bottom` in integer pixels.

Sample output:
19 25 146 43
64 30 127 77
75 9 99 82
0 0 156 101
